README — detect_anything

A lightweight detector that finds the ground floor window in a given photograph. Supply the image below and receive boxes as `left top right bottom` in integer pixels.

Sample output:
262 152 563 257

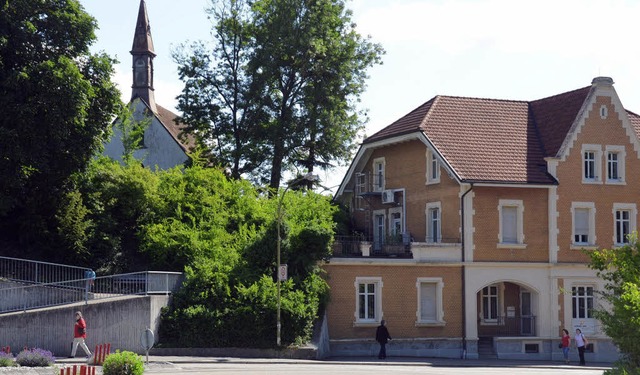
354 277 382 324
416 277 445 325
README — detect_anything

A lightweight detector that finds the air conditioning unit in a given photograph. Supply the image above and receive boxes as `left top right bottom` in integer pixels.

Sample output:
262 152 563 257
381 189 395 204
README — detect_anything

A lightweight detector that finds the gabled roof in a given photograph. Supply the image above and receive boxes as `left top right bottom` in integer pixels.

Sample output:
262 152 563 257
361 84 600 184
155 103 194 153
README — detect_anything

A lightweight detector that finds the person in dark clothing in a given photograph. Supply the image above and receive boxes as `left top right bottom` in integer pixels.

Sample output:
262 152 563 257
375 320 392 359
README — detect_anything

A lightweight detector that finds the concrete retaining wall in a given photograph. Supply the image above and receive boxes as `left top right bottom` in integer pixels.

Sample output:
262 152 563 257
329 338 463 359
0 295 170 357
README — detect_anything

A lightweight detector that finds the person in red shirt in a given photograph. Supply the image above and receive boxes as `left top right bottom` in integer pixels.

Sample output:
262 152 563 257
561 328 570 364
70 311 92 358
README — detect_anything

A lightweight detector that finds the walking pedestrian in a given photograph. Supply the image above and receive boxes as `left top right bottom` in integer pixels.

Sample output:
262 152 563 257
70 311 92 359
574 328 588 366
375 320 392 359
561 328 570 364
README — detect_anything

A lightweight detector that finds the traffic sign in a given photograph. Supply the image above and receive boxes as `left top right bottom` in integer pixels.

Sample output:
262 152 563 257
278 264 288 281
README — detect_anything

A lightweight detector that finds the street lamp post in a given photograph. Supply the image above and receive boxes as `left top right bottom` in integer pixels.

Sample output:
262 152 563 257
276 173 318 347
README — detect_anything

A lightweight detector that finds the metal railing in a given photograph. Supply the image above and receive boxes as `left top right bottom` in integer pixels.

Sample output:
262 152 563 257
0 271 183 314
0 256 92 286
477 315 537 336
332 235 413 258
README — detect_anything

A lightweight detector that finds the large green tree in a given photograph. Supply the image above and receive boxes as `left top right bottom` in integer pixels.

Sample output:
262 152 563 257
0 0 121 257
174 0 266 180
588 235 640 372
175 0 383 189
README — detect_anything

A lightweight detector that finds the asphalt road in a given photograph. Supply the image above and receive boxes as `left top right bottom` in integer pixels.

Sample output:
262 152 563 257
135 356 608 375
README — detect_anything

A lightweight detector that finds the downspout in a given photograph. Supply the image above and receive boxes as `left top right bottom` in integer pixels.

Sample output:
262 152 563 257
460 183 473 359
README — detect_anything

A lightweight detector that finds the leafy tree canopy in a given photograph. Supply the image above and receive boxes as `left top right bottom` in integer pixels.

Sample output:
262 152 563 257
174 0 383 189
66 158 336 347
0 0 121 257
588 234 640 372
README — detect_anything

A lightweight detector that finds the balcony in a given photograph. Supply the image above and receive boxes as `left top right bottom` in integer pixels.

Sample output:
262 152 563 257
332 235 412 258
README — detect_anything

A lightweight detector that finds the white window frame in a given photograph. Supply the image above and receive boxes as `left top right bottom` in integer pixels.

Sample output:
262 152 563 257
354 172 366 211
415 277 445 326
426 150 440 185
354 277 383 325
613 203 636 246
389 206 403 240
373 209 386 252
571 202 596 249
480 283 504 325
571 285 594 319
581 144 602 184
605 145 625 185
426 201 441 243
497 199 526 248
372 157 385 192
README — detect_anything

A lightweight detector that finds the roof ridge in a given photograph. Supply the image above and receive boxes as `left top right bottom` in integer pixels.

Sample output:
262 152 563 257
437 94 529 104
529 85 591 103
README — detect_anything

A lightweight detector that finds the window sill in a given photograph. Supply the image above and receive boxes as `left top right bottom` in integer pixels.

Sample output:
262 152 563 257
479 321 502 326
605 180 625 185
415 321 446 327
497 243 527 249
570 244 597 250
426 179 440 185
581 180 602 185
353 321 381 328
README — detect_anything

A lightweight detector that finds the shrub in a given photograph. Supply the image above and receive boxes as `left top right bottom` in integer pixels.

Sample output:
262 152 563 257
0 351 14 367
102 350 144 375
15 348 55 367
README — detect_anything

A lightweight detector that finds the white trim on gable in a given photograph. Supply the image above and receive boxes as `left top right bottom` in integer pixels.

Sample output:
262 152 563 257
556 79 640 162
334 132 461 199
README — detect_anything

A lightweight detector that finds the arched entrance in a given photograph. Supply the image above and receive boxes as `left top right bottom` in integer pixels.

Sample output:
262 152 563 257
476 281 538 338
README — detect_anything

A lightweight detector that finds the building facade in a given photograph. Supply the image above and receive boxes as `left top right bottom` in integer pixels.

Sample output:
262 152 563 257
328 77 635 362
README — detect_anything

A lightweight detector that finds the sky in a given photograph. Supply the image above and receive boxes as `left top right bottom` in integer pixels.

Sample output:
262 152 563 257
80 0 640 188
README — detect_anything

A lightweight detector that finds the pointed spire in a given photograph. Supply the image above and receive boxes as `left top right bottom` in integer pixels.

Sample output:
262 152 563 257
130 0 157 112
131 0 155 55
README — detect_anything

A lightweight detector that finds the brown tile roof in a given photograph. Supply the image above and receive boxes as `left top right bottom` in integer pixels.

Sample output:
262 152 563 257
155 104 195 152
627 110 640 136
362 86 599 184
529 86 591 156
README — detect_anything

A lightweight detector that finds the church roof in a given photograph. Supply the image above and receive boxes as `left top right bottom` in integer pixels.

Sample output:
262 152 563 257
131 0 155 55
156 103 194 153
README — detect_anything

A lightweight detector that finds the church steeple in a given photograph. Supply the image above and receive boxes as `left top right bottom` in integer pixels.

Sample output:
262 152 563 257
131 0 157 112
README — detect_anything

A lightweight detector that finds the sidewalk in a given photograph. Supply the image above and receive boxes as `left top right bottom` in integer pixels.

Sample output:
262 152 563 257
57 354 612 371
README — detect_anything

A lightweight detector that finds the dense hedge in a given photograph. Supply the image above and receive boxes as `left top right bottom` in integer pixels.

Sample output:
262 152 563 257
69 159 335 347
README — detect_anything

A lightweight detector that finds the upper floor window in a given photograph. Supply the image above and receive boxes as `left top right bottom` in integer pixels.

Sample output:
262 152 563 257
613 203 636 246
416 277 445 325
571 202 596 248
426 202 441 243
605 145 625 184
426 150 440 184
372 158 385 192
355 277 383 324
354 173 366 210
581 144 601 183
389 207 403 240
572 285 594 319
498 200 525 248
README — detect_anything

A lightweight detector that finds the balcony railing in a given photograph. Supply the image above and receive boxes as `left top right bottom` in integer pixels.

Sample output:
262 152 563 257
477 315 537 337
332 235 412 258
